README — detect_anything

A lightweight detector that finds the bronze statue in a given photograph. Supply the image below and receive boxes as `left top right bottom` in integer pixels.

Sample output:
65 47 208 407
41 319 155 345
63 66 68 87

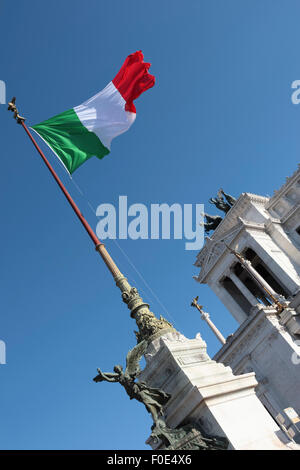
209 189 237 214
202 213 223 233
93 340 229 450
93 340 171 427
220 189 236 207
204 189 237 233
209 189 231 213
150 420 229 450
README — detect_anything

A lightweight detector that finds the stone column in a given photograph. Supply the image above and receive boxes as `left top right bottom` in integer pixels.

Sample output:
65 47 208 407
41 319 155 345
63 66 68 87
191 298 226 345
212 281 247 324
249 237 299 295
199 310 226 345
229 271 259 306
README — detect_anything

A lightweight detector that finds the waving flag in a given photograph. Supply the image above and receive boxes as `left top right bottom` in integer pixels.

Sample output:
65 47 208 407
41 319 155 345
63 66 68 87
32 51 155 173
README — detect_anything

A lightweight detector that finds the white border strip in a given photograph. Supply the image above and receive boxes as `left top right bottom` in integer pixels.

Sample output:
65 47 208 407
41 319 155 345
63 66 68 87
30 127 71 175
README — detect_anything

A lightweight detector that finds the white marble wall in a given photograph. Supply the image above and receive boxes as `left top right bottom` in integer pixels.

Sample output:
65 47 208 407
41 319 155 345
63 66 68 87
193 167 300 432
140 332 295 450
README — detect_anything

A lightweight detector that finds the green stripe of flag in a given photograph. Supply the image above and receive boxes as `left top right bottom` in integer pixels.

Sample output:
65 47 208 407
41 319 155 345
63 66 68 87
32 108 109 173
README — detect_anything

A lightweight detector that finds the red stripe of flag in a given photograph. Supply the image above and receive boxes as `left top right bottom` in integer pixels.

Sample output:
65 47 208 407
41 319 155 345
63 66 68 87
112 51 155 112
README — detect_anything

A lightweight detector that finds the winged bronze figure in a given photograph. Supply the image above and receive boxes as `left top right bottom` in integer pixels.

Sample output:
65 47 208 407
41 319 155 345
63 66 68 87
93 340 171 426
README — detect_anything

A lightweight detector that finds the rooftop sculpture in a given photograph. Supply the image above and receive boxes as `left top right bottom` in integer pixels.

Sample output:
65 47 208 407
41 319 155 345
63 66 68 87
203 189 236 233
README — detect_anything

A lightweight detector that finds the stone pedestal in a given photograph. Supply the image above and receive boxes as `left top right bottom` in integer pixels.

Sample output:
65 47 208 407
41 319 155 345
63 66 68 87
140 331 296 450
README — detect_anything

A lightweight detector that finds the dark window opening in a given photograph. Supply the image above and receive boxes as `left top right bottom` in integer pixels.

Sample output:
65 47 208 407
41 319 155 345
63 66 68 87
222 276 252 316
243 248 290 298
233 263 271 306
296 226 300 236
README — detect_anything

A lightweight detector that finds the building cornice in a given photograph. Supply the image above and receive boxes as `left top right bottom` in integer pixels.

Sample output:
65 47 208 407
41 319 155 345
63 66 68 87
194 223 243 282
281 204 300 224
266 164 300 210
194 218 271 283
195 166 300 277
195 193 269 269
209 193 268 239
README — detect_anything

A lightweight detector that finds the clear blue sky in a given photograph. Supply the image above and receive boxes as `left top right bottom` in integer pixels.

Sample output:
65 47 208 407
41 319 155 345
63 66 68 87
0 0 299 450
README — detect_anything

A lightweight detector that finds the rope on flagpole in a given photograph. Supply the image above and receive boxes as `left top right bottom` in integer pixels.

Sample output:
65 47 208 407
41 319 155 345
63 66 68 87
67 174 178 327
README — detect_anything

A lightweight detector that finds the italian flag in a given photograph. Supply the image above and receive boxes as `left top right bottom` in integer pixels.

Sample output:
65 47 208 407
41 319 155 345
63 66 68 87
32 51 155 173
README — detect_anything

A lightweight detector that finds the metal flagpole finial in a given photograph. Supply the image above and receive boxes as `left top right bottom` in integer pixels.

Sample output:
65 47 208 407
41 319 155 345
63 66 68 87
7 97 25 124
191 296 203 310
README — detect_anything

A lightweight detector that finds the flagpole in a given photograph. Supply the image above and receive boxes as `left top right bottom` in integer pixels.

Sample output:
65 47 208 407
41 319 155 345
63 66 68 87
21 121 100 246
21 119 126 279
8 98 174 343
